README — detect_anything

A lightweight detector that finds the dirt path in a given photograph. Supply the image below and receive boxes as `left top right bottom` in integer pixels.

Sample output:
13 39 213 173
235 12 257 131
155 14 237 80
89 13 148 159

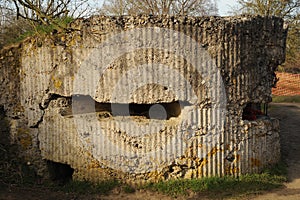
253 103 300 200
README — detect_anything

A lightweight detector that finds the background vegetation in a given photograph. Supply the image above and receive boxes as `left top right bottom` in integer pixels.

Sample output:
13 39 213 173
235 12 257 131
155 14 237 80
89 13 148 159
0 0 298 72
100 0 218 15
0 0 297 198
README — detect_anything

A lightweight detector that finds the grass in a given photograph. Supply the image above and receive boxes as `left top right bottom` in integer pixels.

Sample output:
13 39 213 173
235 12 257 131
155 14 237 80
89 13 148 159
145 162 287 199
272 95 300 103
0 106 288 199
58 179 120 195
5 16 74 46
42 160 286 198
122 184 136 193
0 150 288 199
51 179 135 195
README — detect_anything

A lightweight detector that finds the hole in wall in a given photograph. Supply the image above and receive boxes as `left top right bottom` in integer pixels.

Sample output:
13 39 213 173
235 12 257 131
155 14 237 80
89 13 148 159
0 105 10 145
128 101 182 120
46 160 74 184
242 103 269 121
0 105 5 118
60 95 190 120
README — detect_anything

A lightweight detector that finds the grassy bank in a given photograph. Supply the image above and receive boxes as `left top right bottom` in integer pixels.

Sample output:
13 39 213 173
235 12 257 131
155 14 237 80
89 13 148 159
145 163 287 199
49 161 287 199
272 95 300 103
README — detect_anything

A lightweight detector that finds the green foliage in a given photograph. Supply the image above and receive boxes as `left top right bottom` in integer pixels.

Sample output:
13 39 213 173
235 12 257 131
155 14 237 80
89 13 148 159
272 95 300 103
0 111 288 200
60 179 120 195
145 164 287 198
100 0 218 16
123 184 136 193
1 16 74 48
284 19 300 71
237 0 299 18
29 16 74 36
264 161 288 177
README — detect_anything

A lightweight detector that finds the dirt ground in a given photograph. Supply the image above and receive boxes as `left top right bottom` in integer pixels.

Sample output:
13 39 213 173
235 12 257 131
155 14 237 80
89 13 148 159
250 103 300 200
1 103 300 200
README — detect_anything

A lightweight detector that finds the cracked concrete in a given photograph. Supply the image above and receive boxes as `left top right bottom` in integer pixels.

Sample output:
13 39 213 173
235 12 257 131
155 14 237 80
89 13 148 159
0 15 287 183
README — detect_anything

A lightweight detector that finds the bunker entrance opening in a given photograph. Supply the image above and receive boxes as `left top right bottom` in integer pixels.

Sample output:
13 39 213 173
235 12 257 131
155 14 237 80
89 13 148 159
46 160 74 184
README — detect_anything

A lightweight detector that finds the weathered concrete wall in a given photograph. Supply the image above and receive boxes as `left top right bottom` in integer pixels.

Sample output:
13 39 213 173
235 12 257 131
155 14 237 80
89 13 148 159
0 15 286 183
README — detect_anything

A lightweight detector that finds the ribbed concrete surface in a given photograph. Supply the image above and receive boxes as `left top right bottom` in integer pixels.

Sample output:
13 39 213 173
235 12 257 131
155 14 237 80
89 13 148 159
0 15 287 182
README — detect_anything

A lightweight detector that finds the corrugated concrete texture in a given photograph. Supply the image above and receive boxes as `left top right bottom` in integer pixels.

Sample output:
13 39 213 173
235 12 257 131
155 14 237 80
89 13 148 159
0 15 287 183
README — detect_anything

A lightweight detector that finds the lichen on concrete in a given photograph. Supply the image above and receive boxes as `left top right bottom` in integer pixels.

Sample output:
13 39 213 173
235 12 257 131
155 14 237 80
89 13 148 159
0 15 287 183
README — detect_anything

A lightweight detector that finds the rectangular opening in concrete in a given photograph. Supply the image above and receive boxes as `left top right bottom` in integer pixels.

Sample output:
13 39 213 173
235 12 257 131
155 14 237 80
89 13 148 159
60 95 187 120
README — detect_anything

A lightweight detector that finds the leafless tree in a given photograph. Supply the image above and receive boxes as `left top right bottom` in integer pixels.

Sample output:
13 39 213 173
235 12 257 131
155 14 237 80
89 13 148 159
237 0 299 19
100 0 218 16
0 0 102 48
0 0 28 48
11 0 98 26
172 0 218 15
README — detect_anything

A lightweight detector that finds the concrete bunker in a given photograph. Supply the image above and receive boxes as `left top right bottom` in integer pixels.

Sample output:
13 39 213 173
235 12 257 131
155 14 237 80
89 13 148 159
0 15 287 183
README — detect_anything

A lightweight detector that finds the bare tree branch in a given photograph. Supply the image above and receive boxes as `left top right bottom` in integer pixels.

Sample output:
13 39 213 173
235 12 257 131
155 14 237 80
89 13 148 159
100 0 218 16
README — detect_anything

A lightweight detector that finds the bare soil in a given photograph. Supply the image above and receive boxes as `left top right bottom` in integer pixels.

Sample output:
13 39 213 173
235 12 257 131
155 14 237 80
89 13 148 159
1 103 300 200
250 103 300 200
